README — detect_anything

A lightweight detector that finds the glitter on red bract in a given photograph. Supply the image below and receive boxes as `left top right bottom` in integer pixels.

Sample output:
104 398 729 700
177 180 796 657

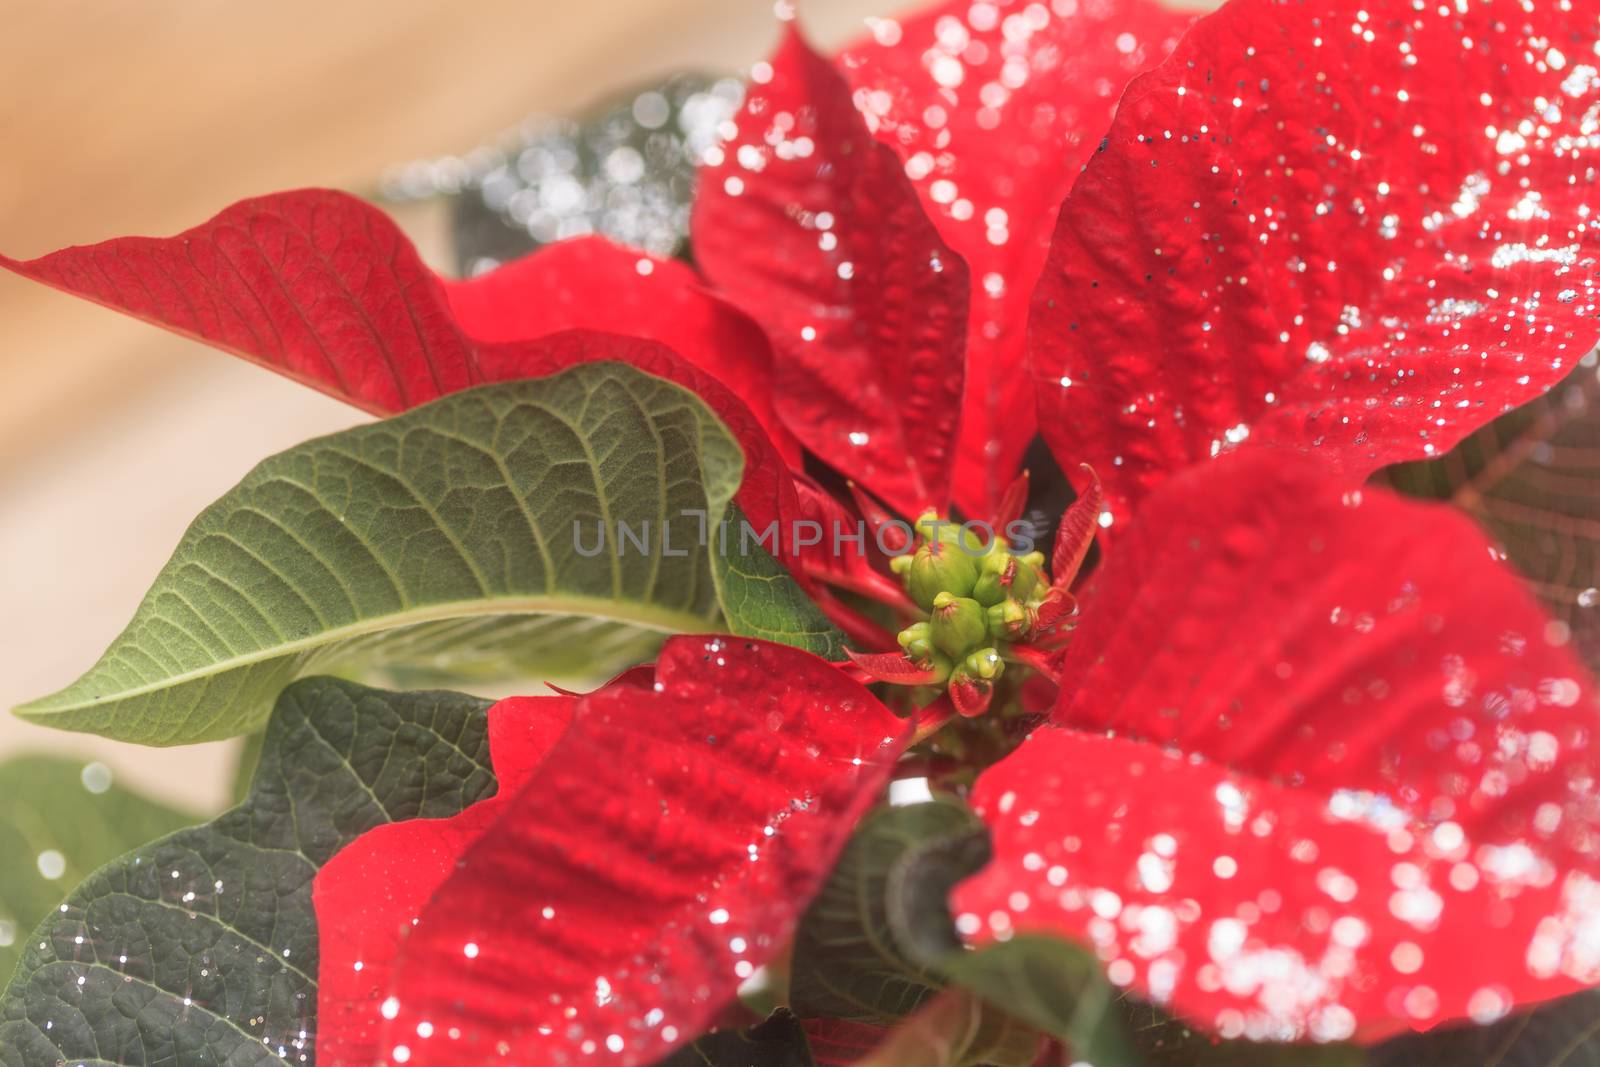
1028 0 1600 524
837 0 1196 517
959 451 1600 1041
315 637 910 1067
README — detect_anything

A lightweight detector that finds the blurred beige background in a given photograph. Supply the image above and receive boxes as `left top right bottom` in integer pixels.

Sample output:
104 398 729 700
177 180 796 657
0 0 887 813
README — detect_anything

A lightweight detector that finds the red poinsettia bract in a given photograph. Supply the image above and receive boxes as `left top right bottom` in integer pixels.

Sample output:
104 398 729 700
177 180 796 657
316 638 908 1066
1028 0 1600 525
962 451 1600 1041
6 0 1600 1057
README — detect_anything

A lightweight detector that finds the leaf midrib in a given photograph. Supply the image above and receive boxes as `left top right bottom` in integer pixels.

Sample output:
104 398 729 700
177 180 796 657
20 593 717 715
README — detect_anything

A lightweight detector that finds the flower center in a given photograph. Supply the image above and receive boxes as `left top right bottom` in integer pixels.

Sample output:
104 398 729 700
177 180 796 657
889 512 1053 716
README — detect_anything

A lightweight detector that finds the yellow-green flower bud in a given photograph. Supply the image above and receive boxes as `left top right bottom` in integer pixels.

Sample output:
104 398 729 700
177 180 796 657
897 621 935 663
972 550 1013 606
986 597 1029 640
906 540 978 610
1010 555 1042 603
930 592 987 658
972 547 1045 606
962 647 1005 681
913 510 963 546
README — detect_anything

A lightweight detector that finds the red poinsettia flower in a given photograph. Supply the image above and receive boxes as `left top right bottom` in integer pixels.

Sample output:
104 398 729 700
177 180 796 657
693 2 1197 519
7 0 1600 1059
947 0 1600 1043
315 638 909 1065
961 450 1600 1043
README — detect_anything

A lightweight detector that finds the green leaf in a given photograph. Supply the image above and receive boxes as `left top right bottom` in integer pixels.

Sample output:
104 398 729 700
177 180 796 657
790 799 978 1024
937 936 1135 1067
0 758 196 985
787 798 1049 1067
16 363 837 744
845 989 1043 1067
878 800 1137 1067
714 502 848 660
1380 359 1600 674
0 676 496 1066
1369 989 1600 1067
1119 1001 1361 1066
661 1008 817 1067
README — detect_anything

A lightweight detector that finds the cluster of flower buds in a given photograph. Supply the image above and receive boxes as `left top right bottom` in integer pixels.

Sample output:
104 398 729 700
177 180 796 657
845 467 1101 718
892 512 1051 695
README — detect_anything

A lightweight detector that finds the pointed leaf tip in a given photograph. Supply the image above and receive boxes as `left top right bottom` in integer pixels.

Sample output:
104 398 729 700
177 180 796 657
1050 465 1103 589
693 28 968 516
1 188 479 413
845 648 946 686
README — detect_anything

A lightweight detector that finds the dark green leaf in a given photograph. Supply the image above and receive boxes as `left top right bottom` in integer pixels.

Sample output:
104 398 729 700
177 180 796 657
229 731 265 807
937 936 1134 1067
0 677 495 1066
1380 359 1600 674
17 363 838 744
661 1008 817 1067
790 800 979 1024
1370 988 1600 1067
840 990 1044 1067
878 799 1136 1067
1119 1001 1361 1066
0 758 195 985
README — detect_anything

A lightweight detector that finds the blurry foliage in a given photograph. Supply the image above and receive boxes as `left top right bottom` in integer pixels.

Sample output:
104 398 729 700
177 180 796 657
661 1009 818 1067
1380 355 1600 674
0 756 195 982
381 74 743 275
1370 989 1600 1067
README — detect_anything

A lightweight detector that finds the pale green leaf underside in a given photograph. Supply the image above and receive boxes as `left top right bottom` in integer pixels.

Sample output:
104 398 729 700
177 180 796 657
18 363 751 744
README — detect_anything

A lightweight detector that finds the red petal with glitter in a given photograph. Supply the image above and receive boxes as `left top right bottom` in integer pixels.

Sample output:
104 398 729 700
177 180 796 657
1 195 806 521
0 189 479 413
319 637 909 1067
792 474 914 610
445 236 800 465
694 29 969 517
957 451 1600 1041
1029 0 1600 524
313 695 575 1063
838 0 1193 516
845 648 944 686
